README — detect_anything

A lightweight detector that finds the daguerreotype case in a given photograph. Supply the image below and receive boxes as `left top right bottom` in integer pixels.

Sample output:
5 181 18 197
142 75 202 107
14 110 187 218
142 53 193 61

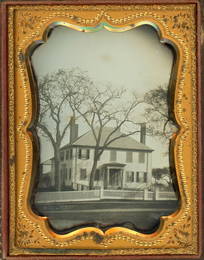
0 0 202 259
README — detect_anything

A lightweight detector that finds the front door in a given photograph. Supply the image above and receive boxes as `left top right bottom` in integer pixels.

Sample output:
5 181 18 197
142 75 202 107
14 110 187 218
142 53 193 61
109 168 122 188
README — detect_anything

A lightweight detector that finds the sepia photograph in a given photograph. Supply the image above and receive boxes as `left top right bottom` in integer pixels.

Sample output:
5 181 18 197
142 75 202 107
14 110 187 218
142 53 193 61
31 25 179 234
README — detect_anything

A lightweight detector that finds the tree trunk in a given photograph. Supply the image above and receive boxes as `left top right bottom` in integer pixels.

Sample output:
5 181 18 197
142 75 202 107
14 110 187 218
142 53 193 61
54 148 61 191
89 160 98 190
89 148 99 190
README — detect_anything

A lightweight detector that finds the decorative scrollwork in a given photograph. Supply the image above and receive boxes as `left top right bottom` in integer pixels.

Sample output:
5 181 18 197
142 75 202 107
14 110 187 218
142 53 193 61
8 4 198 256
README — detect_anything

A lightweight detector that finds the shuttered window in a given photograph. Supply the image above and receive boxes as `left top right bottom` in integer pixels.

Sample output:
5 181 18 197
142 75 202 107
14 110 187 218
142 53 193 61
126 171 134 182
78 149 90 160
80 169 87 180
66 150 69 160
136 172 140 182
69 168 72 180
139 152 145 163
144 172 148 183
110 150 117 161
86 149 90 159
70 149 73 159
126 151 133 162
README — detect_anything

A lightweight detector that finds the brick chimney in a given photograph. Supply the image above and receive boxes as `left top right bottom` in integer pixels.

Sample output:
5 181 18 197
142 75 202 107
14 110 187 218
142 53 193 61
69 116 78 144
140 123 146 144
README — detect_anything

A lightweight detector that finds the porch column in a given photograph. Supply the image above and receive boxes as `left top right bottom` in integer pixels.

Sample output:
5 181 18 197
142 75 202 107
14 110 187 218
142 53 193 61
101 169 104 189
121 169 124 189
107 167 110 187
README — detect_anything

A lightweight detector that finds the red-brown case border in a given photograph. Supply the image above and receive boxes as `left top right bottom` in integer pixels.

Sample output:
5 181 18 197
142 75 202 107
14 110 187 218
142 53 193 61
0 0 202 259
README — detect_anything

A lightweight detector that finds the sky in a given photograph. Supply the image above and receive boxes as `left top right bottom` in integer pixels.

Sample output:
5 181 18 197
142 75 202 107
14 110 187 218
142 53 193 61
31 25 174 168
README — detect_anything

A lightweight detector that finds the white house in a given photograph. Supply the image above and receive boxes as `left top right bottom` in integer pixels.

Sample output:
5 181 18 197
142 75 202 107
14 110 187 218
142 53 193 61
40 121 154 191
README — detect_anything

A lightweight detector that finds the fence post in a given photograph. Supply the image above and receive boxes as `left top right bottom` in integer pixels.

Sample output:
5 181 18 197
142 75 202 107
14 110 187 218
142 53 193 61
100 186 104 200
143 188 148 200
154 186 160 200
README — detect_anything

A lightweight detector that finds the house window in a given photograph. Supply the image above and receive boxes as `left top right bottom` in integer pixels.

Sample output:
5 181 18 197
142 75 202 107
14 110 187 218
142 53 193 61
78 149 81 159
64 168 68 180
139 152 145 163
86 149 90 159
66 150 69 160
144 172 148 183
136 172 140 182
78 149 90 160
126 151 133 163
70 149 73 159
110 150 117 161
94 169 100 181
60 151 64 161
126 171 134 182
80 169 87 180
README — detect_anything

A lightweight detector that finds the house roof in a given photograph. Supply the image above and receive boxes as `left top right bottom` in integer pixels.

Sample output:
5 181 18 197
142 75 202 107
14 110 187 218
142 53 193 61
63 127 153 152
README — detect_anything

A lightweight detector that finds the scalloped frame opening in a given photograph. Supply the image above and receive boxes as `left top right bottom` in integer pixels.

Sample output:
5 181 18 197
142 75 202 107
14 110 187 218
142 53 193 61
26 21 180 238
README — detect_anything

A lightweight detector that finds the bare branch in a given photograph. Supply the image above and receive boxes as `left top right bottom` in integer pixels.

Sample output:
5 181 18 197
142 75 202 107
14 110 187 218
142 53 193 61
37 122 56 147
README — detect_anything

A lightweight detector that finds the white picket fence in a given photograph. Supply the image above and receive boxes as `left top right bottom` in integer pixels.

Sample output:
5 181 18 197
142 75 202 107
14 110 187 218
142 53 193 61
35 190 100 203
102 190 144 200
157 191 178 200
35 189 177 203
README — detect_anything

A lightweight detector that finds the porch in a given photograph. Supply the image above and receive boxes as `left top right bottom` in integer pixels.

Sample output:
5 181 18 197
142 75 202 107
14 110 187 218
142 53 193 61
97 162 126 190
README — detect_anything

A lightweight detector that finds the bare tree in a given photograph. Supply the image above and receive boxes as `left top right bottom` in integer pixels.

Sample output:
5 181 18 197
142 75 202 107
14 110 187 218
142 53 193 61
152 167 174 191
71 83 143 190
143 85 177 140
37 68 91 191
38 68 144 190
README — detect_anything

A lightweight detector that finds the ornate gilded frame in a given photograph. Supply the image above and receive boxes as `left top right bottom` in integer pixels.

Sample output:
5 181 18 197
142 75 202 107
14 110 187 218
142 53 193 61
1 0 202 259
